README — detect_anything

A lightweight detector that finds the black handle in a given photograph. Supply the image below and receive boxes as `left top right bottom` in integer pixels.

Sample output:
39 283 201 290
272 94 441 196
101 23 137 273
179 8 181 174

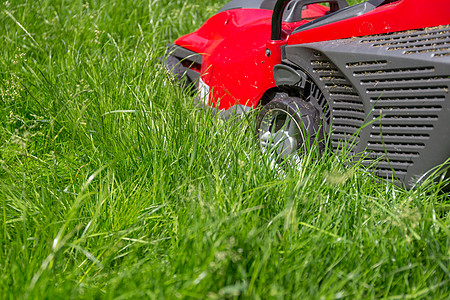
271 0 291 41
271 0 349 41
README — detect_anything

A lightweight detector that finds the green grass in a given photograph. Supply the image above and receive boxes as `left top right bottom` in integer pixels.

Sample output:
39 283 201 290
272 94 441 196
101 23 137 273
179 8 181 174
1 0 449 298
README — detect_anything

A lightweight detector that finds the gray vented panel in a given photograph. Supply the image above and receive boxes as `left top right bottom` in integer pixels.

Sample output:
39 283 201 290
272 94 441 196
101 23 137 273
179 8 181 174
347 62 445 180
297 51 373 156
308 54 365 151
360 26 450 57
285 26 450 187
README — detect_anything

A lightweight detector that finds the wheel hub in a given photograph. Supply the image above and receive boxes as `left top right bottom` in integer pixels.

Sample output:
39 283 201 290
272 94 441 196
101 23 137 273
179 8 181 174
259 109 303 159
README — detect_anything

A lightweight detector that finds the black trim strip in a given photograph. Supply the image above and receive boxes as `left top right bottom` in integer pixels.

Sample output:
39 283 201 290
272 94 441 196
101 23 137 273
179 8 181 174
166 44 203 65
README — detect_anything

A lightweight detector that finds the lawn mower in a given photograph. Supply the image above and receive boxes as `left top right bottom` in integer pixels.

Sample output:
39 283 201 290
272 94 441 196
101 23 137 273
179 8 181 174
164 0 450 188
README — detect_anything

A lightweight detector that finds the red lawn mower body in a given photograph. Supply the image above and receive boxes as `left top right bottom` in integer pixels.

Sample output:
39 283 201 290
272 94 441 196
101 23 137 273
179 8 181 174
166 0 450 187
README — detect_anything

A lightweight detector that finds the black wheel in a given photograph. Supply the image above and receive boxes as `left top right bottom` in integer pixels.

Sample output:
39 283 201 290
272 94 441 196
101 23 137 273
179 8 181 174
256 97 322 160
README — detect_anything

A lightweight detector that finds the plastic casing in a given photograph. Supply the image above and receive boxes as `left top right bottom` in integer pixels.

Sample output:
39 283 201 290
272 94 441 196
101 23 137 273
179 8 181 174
172 0 450 187
174 0 449 110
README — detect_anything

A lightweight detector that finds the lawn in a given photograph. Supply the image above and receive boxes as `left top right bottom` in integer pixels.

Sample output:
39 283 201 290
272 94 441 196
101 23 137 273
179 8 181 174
1 0 449 298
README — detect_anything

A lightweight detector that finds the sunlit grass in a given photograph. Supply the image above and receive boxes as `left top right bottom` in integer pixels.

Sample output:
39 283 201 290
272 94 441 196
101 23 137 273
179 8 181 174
0 0 449 298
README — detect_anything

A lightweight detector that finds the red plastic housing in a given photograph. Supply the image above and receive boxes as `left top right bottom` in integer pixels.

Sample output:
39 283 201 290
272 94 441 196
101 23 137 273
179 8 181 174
174 0 450 110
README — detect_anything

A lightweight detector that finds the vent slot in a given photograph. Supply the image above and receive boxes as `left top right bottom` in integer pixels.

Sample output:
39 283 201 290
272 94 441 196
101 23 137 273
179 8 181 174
367 86 448 94
368 134 430 145
325 83 353 90
371 168 408 178
363 161 412 176
375 161 413 169
368 166 412 179
334 106 364 113
353 67 434 76
434 52 450 57
319 75 346 82
332 133 360 141
373 107 442 114
346 60 387 68
372 124 434 130
361 76 450 85
333 111 365 121
332 117 364 127
313 69 340 75
365 150 420 159
367 141 425 150
311 60 334 67
373 115 439 120
334 124 361 131
370 133 430 139
333 102 364 111
372 96 444 104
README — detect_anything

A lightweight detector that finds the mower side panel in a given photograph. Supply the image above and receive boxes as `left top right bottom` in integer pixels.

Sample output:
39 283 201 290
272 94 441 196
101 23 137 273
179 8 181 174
174 6 328 110
175 9 277 110
285 26 450 187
